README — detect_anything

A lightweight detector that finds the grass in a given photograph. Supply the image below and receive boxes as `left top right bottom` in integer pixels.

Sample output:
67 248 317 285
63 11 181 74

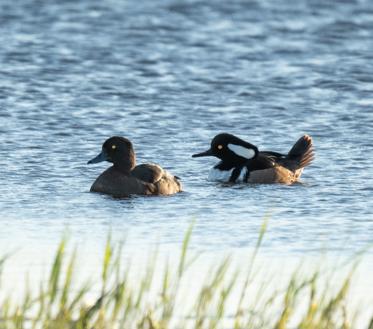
0 224 372 329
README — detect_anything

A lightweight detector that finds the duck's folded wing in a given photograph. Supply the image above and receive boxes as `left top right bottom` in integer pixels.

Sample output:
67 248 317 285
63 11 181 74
247 154 277 171
260 151 293 168
131 164 164 183
260 151 285 159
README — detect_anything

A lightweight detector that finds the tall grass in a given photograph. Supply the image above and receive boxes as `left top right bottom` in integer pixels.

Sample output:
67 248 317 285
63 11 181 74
0 226 371 329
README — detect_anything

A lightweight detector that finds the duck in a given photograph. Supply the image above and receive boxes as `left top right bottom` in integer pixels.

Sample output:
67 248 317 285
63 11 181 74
87 136 182 197
192 133 314 184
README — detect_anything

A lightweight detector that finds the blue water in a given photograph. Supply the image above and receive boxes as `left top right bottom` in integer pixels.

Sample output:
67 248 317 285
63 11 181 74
0 0 372 257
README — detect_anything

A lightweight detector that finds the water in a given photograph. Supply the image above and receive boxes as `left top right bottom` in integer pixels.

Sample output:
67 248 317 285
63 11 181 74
0 0 373 286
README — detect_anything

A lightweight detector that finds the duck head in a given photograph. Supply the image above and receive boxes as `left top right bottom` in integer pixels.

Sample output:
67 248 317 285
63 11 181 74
192 133 258 165
88 136 136 173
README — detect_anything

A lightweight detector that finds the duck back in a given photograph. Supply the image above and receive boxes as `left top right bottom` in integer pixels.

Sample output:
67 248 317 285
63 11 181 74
131 163 182 195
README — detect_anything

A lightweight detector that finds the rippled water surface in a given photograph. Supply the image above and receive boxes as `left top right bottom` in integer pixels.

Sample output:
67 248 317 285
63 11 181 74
0 0 373 259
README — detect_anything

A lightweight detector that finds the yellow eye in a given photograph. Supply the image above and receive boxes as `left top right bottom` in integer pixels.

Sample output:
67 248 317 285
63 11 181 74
112 145 116 150
217 145 223 150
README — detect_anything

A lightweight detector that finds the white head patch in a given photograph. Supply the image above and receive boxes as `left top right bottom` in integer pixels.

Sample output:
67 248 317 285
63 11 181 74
227 144 255 159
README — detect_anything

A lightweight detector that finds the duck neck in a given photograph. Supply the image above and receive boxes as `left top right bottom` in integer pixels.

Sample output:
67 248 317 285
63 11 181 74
113 153 136 174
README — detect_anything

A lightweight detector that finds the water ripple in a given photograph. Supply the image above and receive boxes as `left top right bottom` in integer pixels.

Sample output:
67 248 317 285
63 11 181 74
0 0 372 256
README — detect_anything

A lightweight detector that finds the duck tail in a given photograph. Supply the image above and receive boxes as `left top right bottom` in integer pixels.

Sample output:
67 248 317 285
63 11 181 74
287 135 314 169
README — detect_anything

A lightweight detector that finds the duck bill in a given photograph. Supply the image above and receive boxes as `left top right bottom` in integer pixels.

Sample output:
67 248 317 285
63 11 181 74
87 150 108 164
192 149 214 158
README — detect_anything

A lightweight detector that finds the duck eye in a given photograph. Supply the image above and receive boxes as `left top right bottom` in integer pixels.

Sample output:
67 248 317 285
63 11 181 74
217 145 223 150
111 145 117 150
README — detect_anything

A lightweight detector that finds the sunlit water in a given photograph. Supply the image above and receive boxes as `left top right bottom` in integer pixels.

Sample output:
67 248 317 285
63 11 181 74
0 0 372 320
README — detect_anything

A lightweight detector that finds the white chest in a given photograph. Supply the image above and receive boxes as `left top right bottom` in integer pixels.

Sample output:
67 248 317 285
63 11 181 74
208 167 248 183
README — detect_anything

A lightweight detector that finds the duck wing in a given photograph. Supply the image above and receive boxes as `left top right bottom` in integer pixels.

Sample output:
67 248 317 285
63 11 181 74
131 164 164 184
246 153 277 171
260 151 285 158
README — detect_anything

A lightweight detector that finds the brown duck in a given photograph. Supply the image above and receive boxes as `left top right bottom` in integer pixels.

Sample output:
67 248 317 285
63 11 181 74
192 133 314 184
88 137 182 197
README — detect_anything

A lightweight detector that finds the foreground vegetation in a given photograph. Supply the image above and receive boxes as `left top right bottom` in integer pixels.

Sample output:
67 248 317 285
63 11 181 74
0 224 372 329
